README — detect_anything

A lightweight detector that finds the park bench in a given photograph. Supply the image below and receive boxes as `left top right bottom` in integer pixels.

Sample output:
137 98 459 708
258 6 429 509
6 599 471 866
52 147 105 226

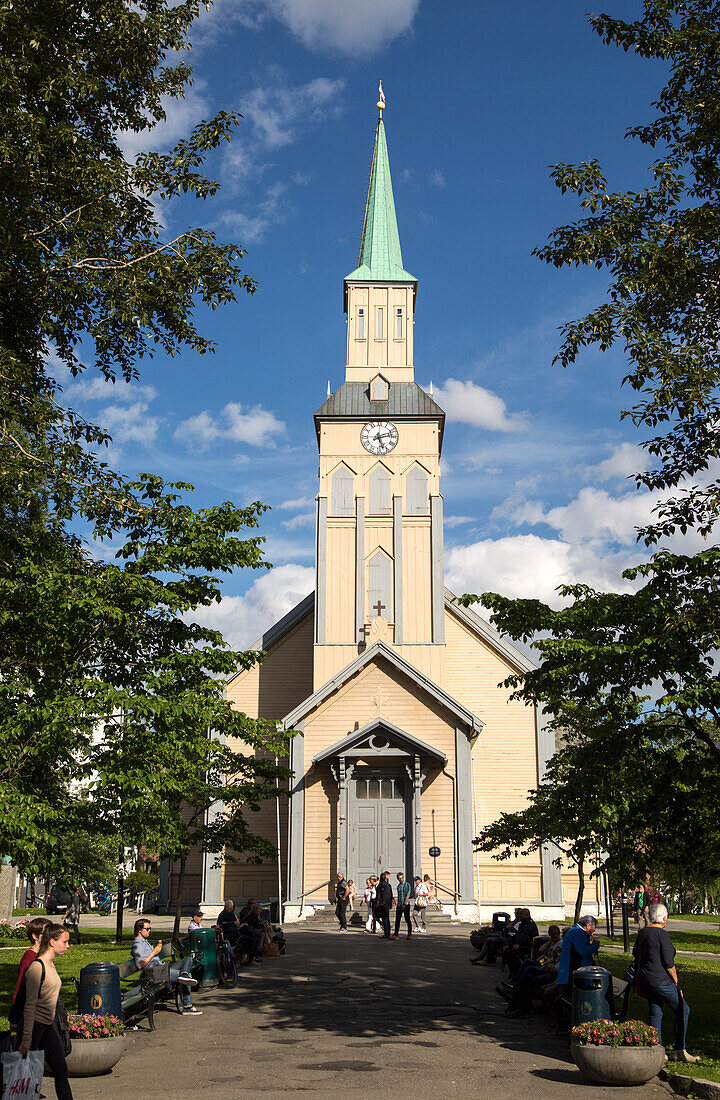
117 942 190 1027
117 959 156 1030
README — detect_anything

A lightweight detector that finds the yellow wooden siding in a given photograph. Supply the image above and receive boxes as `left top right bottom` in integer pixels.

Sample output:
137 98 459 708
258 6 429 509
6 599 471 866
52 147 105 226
313 643 445 688
402 523 431 642
443 608 543 889
325 524 356 642
227 611 314 722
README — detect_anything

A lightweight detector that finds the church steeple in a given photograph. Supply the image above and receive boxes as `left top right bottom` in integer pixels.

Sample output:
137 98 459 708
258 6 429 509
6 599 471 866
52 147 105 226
345 115 416 286
344 87 417 383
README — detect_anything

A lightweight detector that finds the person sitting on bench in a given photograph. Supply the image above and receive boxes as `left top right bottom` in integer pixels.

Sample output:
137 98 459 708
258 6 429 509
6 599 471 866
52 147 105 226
131 919 201 1015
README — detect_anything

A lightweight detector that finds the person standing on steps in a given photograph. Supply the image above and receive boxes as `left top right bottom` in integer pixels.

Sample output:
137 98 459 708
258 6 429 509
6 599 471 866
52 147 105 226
375 871 394 939
335 871 350 932
392 872 413 939
412 876 428 932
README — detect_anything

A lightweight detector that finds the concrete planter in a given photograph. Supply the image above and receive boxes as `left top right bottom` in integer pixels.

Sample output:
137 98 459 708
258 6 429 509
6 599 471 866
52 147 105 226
65 1036 125 1077
571 1041 665 1086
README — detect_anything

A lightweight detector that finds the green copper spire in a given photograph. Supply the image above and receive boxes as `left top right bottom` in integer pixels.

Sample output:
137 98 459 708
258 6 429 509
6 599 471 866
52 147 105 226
345 112 416 285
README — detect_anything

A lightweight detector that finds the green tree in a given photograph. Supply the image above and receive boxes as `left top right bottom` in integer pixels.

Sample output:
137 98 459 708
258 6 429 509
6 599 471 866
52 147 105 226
0 2 288 874
463 1 720 891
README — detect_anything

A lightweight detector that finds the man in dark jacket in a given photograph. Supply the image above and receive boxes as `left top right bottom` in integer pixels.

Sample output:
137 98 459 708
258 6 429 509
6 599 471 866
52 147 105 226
501 909 539 978
375 872 394 939
335 872 350 932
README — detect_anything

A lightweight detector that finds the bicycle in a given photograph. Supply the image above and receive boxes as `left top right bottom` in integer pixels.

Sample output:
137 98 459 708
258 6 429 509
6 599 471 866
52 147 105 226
214 926 238 988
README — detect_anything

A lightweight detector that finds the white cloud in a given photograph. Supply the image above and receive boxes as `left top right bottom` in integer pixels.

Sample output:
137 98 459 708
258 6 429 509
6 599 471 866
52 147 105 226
278 496 315 510
282 511 315 529
99 401 161 446
429 169 446 187
220 76 344 239
265 0 419 55
444 515 474 528
585 441 647 482
500 486 659 548
263 535 315 562
194 0 418 55
66 378 158 405
433 379 529 433
219 181 290 242
445 534 637 608
187 564 314 650
175 402 286 450
241 77 343 150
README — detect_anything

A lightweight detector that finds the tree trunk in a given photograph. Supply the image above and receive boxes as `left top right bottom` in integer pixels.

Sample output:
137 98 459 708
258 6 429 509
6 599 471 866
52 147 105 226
173 852 187 939
573 850 586 924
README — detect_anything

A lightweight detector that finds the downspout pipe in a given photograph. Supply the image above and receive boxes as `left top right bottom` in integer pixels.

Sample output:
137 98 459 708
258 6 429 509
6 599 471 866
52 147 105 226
442 766 459 916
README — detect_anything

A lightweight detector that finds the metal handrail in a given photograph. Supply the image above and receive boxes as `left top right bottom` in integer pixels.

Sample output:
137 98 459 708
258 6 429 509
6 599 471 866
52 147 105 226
299 880 331 916
432 880 461 900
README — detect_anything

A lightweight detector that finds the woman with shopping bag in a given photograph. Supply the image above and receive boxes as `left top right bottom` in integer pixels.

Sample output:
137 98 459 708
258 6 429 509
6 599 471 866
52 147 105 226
16 922 74 1099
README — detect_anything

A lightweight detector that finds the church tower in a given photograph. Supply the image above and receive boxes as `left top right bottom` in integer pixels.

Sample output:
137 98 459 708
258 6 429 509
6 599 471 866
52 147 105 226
207 88 575 927
313 92 446 690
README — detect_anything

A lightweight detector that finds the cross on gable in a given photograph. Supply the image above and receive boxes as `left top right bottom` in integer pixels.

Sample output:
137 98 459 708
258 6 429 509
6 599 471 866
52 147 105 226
373 600 386 617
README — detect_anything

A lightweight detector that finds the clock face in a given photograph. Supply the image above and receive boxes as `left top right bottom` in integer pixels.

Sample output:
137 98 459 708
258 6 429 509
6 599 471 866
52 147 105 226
361 421 398 455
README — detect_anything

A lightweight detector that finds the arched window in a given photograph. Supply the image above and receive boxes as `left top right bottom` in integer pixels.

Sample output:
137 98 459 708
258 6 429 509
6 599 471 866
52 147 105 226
368 466 391 515
405 465 428 515
368 550 392 620
331 464 354 516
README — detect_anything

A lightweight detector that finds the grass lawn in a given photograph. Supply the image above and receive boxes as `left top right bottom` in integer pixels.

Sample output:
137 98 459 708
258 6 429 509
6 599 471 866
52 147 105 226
667 930 720 955
668 913 720 922
12 909 45 917
602 950 720 1084
0 941 135 1031
0 927 145 950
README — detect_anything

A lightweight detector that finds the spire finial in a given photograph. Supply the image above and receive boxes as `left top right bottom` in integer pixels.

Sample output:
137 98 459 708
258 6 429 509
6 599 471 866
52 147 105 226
377 80 385 117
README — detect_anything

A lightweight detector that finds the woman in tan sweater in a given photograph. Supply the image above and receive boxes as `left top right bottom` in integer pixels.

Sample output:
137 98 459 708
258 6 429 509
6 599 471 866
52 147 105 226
19 921 73 1100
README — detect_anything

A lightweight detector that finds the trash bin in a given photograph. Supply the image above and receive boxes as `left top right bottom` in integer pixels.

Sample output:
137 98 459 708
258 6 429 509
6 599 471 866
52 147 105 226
572 966 612 1027
189 926 218 990
491 911 511 934
79 961 122 1019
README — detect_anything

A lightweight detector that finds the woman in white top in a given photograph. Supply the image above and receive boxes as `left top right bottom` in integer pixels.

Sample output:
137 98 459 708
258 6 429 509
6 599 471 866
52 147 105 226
363 878 376 932
424 874 441 909
413 876 429 931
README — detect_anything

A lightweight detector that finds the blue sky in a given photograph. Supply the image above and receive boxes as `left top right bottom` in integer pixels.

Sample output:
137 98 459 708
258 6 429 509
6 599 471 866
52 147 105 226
62 0 703 648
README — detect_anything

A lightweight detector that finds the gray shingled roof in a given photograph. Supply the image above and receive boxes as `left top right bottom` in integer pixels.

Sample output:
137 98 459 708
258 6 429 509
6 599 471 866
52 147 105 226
315 382 444 420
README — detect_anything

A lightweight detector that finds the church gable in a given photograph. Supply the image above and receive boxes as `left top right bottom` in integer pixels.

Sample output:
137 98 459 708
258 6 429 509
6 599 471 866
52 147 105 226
302 657 462 757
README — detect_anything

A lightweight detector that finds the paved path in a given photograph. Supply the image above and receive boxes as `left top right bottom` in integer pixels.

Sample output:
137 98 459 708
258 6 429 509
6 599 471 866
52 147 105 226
70 928 671 1100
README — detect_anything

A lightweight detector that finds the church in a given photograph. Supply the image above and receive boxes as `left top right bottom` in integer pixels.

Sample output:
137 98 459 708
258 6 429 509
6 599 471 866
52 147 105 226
167 95 599 923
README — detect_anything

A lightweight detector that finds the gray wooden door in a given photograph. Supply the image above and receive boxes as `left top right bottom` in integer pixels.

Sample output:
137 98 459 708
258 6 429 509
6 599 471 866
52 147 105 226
350 775 408 883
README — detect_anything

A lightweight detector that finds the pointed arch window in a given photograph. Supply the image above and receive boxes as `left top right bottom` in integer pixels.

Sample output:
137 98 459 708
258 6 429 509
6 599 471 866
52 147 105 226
368 465 392 515
331 464 354 516
405 465 428 515
368 550 392 621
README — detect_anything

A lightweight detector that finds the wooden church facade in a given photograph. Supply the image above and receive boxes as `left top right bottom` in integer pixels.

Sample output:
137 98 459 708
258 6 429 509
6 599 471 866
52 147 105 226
164 101 598 921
